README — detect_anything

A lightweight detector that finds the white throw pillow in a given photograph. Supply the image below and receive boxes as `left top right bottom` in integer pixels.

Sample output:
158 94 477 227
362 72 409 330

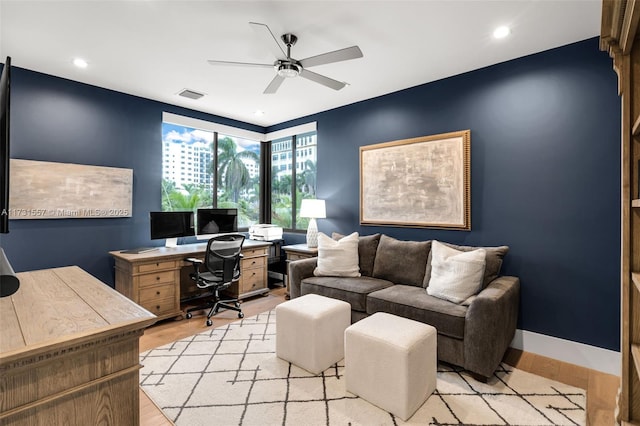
427 240 486 303
313 232 361 277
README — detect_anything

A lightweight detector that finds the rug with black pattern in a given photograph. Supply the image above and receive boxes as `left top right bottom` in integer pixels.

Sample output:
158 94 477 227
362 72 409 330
140 310 585 425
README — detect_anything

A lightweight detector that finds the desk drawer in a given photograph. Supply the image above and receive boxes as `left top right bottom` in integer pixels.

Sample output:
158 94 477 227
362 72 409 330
137 261 177 273
139 271 175 287
139 283 176 303
241 268 265 294
140 297 177 316
243 247 268 258
242 255 266 269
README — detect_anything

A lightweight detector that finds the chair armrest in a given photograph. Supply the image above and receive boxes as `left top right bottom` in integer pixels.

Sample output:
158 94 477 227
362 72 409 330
287 257 318 299
184 257 203 265
463 276 520 378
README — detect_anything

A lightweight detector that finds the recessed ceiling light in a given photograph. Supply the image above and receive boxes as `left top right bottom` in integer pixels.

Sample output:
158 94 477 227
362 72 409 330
493 26 510 39
73 58 88 68
254 110 265 117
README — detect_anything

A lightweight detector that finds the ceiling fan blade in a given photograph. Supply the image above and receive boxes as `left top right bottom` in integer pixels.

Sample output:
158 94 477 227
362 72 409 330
299 69 346 91
207 60 273 68
300 46 363 68
264 74 285 94
249 22 286 59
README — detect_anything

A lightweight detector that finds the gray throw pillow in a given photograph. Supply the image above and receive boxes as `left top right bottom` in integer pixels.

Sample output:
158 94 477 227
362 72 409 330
371 235 431 287
332 232 381 277
423 242 509 289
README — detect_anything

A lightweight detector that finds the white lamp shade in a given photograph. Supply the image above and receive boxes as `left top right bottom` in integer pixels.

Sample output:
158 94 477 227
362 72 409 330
300 199 326 219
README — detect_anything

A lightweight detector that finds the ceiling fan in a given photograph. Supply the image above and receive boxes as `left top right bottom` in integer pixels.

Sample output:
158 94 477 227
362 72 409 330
207 22 364 94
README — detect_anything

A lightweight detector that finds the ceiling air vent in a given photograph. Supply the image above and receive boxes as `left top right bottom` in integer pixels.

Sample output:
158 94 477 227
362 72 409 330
178 89 204 100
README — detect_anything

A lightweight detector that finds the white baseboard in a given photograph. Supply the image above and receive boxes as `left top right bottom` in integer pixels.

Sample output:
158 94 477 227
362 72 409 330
510 329 621 376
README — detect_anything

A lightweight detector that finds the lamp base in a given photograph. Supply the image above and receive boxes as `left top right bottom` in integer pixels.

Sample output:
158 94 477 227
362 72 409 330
306 218 319 248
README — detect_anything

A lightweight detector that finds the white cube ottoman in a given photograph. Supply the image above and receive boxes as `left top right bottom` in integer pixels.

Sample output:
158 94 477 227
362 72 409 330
276 293 351 375
345 312 437 421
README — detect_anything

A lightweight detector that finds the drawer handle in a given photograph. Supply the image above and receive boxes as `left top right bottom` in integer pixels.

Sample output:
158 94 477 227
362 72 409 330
252 261 256 265
156 276 160 280
156 291 161 295
252 272 256 276
156 263 160 267
156 305 160 310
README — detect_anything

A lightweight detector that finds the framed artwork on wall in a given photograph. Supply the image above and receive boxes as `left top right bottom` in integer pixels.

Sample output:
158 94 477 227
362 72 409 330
359 130 471 230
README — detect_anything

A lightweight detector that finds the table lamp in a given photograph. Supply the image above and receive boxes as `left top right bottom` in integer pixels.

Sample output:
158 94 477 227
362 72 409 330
299 199 326 248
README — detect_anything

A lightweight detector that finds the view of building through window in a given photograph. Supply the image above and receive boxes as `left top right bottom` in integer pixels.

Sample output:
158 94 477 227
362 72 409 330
271 131 317 230
161 123 260 229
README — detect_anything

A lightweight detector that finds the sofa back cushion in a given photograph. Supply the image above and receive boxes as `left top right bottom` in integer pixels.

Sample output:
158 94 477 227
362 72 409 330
332 232 381 277
423 242 509 289
372 235 431 287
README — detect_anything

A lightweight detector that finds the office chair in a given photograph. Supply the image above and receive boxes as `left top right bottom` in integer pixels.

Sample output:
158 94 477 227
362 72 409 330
184 234 245 326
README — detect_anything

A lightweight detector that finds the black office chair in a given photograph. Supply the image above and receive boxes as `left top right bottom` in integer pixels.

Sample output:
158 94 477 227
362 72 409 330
184 234 245 326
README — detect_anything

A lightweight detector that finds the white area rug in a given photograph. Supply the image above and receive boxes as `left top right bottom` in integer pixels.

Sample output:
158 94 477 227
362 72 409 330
140 311 586 425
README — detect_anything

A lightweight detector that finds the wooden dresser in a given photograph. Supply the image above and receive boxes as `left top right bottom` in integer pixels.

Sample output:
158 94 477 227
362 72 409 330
0 266 156 426
110 240 271 320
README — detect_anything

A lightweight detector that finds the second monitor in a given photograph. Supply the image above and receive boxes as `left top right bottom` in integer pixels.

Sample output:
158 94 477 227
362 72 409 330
196 208 238 240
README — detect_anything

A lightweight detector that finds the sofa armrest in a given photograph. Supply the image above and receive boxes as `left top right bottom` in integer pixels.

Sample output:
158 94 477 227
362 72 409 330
463 276 520 378
287 257 318 299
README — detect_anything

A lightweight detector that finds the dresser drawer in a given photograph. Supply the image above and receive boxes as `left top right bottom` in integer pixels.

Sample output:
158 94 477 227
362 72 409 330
137 260 177 273
242 255 266 269
139 270 175 287
139 282 176 303
241 268 265 293
140 297 177 316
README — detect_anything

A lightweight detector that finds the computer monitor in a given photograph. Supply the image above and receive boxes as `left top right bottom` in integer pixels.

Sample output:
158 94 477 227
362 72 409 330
149 211 195 247
196 208 238 240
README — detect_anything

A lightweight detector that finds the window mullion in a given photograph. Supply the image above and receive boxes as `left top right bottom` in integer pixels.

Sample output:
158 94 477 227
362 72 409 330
291 135 297 229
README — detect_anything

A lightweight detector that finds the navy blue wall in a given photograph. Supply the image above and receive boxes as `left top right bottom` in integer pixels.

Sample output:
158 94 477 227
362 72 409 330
271 38 621 351
0 66 265 286
0 37 620 352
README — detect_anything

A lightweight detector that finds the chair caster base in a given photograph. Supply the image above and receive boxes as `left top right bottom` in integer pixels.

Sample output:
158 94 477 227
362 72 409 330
206 319 213 326
238 312 244 319
186 312 193 319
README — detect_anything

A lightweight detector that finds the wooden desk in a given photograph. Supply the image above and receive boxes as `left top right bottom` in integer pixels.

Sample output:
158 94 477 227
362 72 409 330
110 240 271 321
0 266 156 426
282 243 318 298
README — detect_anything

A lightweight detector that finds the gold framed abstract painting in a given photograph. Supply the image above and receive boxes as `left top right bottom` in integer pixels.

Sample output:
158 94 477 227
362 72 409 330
360 130 471 230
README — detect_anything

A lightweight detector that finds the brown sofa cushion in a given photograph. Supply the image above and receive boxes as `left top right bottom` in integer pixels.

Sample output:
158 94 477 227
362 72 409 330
366 285 468 339
423 242 509 289
371 235 431 287
332 232 381 277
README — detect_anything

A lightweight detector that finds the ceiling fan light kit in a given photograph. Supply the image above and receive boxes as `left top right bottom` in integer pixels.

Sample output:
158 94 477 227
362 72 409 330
276 61 300 78
207 22 363 94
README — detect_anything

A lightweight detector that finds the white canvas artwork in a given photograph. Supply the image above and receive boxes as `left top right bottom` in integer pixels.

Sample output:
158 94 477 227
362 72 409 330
9 159 133 219
360 130 470 230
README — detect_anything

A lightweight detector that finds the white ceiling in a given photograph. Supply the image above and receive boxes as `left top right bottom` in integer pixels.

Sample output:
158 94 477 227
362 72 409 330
0 0 601 127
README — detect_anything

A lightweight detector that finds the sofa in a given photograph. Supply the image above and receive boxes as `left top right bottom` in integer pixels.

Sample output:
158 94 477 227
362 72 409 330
287 233 520 381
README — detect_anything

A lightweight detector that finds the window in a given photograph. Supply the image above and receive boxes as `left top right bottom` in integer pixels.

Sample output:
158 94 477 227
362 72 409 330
270 131 317 230
162 112 317 232
161 122 260 229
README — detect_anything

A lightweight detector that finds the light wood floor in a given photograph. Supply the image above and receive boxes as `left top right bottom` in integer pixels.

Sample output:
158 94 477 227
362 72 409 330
139 287 619 426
